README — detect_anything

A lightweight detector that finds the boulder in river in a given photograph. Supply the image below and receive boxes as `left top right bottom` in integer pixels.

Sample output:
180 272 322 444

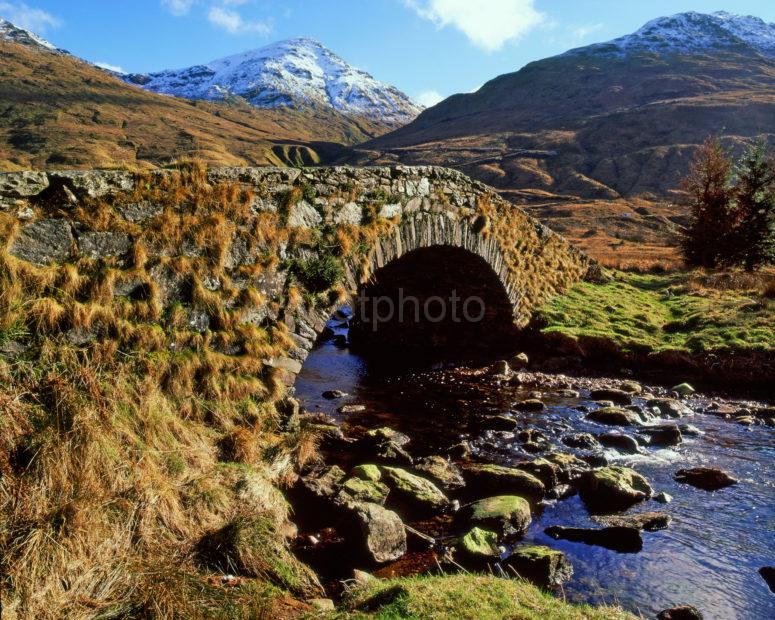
647 398 692 418
597 432 641 454
459 495 532 538
591 511 671 531
544 525 643 553
322 389 347 399
640 424 683 447
656 604 704 620
577 466 653 512
760 566 775 593
380 466 449 515
673 467 737 491
504 545 574 588
514 398 546 412
414 456 465 491
298 465 346 503
619 380 643 394
562 432 600 450
589 388 633 405
587 407 641 426
671 383 696 397
358 427 413 466
479 415 518 431
338 404 366 414
510 352 530 369
459 527 500 559
350 502 407 564
462 463 545 500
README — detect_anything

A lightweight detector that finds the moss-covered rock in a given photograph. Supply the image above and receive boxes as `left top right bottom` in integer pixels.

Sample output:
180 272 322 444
381 466 449 515
577 466 653 512
462 464 545 500
338 477 390 505
461 495 531 538
352 464 382 482
414 455 465 490
350 502 407 564
505 545 573 588
592 511 671 531
460 527 500 559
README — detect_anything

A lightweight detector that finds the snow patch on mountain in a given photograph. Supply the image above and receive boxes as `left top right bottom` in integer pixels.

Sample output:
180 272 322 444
566 11 775 58
0 17 61 51
125 38 422 125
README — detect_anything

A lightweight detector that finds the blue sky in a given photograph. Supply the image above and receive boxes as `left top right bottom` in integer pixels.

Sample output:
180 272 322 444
3 0 775 105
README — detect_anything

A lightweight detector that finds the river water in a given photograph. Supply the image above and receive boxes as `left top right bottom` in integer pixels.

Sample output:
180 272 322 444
293 312 775 620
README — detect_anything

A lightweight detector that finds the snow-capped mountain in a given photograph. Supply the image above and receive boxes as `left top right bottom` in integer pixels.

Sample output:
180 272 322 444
568 11 775 58
0 18 65 52
125 38 422 126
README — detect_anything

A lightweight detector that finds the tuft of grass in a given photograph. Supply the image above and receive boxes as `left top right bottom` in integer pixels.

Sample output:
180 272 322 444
335 574 636 619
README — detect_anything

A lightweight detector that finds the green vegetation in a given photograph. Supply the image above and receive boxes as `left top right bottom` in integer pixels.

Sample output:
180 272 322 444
334 574 636 619
292 254 344 293
537 271 775 353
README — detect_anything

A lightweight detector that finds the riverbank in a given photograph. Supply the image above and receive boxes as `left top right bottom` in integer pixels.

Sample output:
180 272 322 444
527 270 775 395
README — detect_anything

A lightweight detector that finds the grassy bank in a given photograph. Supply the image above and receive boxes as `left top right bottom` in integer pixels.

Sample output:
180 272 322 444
334 574 636 620
533 270 775 388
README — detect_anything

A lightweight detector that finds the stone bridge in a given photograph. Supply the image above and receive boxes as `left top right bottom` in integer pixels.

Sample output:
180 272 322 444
0 165 591 385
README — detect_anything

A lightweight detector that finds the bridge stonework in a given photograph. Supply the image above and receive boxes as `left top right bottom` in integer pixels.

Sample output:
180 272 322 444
0 165 591 385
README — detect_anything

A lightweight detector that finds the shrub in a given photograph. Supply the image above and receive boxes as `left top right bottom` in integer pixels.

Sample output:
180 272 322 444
292 255 343 293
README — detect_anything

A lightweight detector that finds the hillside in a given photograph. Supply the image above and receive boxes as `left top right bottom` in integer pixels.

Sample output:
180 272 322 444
343 11 775 267
0 40 390 171
125 37 422 128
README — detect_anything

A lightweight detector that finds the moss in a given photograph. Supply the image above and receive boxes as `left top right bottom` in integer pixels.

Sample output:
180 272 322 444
335 574 637 619
338 477 390 504
291 254 344 293
352 464 382 482
537 271 775 354
460 527 500 558
468 495 530 524
380 466 448 511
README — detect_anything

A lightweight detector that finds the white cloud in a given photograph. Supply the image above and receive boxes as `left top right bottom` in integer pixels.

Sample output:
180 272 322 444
406 0 544 52
207 5 270 35
416 90 444 107
0 1 60 33
572 22 604 41
161 0 195 16
95 61 125 73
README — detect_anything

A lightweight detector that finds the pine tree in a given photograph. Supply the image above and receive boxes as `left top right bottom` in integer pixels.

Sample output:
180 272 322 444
731 139 775 271
681 138 737 268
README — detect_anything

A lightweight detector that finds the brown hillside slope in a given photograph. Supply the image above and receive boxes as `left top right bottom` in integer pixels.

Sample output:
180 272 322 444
0 41 390 170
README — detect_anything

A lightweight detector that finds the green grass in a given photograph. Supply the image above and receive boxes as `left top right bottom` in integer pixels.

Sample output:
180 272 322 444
536 272 775 354
333 574 636 619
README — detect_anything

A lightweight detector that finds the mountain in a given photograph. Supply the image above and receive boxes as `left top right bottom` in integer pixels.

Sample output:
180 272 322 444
344 11 775 267
0 21 399 170
125 38 422 129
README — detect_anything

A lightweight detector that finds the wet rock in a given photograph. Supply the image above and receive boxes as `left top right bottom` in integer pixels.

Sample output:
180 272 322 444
337 477 390 505
591 511 671 531
580 453 609 468
459 495 532 538
587 407 641 426
562 433 600 450
677 423 703 436
598 432 641 454
547 484 577 500
299 466 346 502
515 458 560 488
619 380 643 394
674 467 737 491
462 464 545 500
504 545 573 588
653 491 673 504
671 383 696 397
544 525 643 553
577 466 653 512
510 352 530 369
556 389 581 398
657 604 704 620
647 398 692 418
589 388 633 405
489 360 511 377
359 428 413 466
338 404 366 414
517 429 549 444
575 405 591 413
414 456 465 491
366 427 410 447
448 441 471 459
10 218 74 265
514 399 546 412
760 566 775 594
323 389 347 399
459 527 500 559
351 502 407 564
479 415 518 431
380 466 449 515
640 424 683 447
